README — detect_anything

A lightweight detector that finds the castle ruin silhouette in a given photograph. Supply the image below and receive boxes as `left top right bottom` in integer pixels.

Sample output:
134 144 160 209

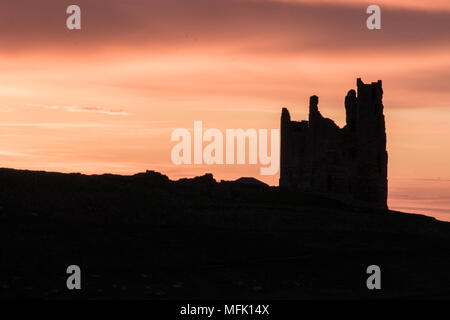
279 78 388 209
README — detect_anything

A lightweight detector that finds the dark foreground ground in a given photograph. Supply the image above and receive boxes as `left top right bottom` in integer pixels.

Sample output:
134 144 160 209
1 168 449 299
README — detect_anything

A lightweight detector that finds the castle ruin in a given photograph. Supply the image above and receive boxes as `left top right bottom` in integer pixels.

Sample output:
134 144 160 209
279 78 388 209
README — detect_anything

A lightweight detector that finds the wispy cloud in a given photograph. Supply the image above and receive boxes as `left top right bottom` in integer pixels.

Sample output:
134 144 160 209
0 122 122 129
25 103 60 110
1 0 449 55
66 106 130 116
258 0 450 12
415 178 450 182
25 103 130 116
0 150 32 157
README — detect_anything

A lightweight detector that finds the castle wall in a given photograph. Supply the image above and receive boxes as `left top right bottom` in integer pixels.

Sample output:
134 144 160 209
280 78 388 209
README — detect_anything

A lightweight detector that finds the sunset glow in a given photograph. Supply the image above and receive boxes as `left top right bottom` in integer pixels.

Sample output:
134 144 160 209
1 0 449 220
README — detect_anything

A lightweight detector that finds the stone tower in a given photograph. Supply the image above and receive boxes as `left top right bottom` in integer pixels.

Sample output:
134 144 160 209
280 78 388 209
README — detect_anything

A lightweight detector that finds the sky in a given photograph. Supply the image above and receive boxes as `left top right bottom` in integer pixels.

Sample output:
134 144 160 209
0 0 449 220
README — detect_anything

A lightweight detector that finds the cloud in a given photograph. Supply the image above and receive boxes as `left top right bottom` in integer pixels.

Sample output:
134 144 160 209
258 0 450 12
25 103 60 110
0 0 449 55
25 103 130 116
415 178 450 182
0 150 35 157
0 122 123 129
66 106 130 116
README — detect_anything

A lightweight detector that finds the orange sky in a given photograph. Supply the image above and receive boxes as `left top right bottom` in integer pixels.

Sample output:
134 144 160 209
0 0 450 220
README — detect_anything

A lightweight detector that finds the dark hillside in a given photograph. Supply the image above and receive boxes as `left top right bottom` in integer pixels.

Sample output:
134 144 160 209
1 168 449 299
